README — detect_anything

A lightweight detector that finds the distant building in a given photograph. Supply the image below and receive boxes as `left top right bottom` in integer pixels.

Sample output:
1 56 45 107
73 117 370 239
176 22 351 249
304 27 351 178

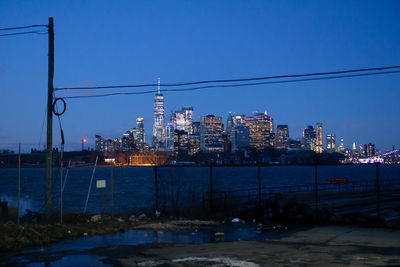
171 106 194 134
189 133 200 155
174 130 189 157
189 122 200 155
326 133 336 153
200 115 224 152
136 118 145 151
364 143 375 157
244 112 274 150
153 78 165 148
231 124 250 152
316 123 323 153
289 138 303 149
275 125 289 150
95 135 105 151
337 136 345 153
192 121 200 135
226 114 245 138
222 131 231 153
303 125 316 151
164 123 174 152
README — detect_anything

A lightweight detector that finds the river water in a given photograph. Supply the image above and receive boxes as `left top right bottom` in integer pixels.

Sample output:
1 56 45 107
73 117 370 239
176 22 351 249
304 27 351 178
0 165 399 215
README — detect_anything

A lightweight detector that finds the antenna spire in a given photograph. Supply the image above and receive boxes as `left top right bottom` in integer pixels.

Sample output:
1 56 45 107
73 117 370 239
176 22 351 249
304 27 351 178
157 77 161 94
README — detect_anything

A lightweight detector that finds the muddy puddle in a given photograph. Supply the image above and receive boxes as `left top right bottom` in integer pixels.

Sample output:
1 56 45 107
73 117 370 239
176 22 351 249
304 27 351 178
2 222 295 266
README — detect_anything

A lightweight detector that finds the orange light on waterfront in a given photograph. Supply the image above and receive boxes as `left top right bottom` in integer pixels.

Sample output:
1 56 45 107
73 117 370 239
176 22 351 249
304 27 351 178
82 138 87 151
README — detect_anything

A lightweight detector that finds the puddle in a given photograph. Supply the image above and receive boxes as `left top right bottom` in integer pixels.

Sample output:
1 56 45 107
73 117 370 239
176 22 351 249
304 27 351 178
4 222 292 266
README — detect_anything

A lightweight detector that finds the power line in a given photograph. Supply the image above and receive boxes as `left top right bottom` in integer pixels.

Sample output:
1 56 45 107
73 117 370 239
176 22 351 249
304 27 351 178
0 24 48 31
60 70 400 99
0 30 48 37
54 65 400 91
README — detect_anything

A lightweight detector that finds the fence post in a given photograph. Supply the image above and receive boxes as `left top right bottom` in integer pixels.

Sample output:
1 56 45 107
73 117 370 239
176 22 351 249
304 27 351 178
17 143 21 224
60 142 64 224
314 161 318 210
209 164 213 214
376 163 380 218
154 165 158 212
257 162 261 204
111 163 114 218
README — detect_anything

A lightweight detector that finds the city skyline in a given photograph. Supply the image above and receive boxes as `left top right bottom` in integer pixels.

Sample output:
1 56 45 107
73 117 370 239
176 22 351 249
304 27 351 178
93 84 383 156
1 1 399 152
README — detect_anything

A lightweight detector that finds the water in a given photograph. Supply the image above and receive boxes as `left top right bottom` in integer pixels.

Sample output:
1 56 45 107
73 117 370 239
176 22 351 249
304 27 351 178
3 222 293 266
0 165 399 214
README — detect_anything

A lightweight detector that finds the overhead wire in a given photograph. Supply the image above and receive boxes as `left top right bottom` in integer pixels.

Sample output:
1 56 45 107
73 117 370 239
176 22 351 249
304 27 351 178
0 24 48 31
60 70 400 99
0 30 48 37
54 65 400 91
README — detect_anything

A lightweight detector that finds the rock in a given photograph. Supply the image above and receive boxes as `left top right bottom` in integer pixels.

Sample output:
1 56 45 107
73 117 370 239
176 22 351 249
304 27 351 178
138 213 146 220
90 214 101 223
117 218 124 223
155 210 161 218
231 218 243 223
128 215 137 222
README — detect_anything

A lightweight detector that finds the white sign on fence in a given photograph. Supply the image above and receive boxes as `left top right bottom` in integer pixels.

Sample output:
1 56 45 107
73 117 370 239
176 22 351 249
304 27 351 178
96 179 106 188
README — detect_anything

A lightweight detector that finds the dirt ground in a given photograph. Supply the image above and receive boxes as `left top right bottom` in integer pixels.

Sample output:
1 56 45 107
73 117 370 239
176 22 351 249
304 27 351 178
95 226 400 266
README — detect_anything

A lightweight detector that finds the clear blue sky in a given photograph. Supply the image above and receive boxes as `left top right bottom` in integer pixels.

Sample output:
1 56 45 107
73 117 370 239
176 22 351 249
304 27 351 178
1 1 399 152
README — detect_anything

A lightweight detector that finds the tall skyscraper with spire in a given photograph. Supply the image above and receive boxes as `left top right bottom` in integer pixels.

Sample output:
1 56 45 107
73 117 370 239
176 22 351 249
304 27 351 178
153 78 165 148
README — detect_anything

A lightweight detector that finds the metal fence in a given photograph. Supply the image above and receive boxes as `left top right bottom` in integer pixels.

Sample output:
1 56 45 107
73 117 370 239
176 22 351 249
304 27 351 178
1 162 400 222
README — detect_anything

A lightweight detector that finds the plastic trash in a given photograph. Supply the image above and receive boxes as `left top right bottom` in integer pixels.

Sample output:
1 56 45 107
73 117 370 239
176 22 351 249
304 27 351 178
231 218 243 223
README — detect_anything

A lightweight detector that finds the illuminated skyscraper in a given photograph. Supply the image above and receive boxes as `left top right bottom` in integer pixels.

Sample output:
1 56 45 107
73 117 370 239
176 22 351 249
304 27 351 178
231 124 250 152
275 125 289 150
174 130 189 157
303 125 316 151
244 111 274 150
338 136 345 153
153 78 165 146
326 133 336 153
200 115 224 152
164 123 174 152
171 106 194 134
226 114 246 144
136 117 145 151
316 123 323 153
364 143 375 157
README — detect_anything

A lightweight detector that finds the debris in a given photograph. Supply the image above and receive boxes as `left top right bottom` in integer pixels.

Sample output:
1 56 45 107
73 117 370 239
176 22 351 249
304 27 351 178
90 214 101 223
117 218 124 223
155 210 161 218
138 213 147 220
215 232 224 237
83 232 88 236
231 218 243 223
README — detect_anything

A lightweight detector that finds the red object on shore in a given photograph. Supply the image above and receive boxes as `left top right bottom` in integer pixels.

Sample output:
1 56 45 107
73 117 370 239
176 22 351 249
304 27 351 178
330 178 349 184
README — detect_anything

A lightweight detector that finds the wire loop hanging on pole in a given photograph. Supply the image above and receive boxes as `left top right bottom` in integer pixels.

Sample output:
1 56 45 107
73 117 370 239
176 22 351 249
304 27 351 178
52 97 66 116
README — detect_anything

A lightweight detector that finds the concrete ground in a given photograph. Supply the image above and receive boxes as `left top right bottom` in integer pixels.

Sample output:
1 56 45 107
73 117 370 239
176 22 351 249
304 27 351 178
98 226 400 266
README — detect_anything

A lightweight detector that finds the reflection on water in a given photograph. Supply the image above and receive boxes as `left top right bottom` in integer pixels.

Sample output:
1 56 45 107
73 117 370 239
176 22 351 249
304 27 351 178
7 222 290 266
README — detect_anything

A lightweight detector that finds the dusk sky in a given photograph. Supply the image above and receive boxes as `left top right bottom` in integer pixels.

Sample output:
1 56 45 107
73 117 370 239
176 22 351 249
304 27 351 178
1 1 399 152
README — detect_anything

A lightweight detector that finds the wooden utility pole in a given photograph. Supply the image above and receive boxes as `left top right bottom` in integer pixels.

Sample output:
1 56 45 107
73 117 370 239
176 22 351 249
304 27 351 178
45 17 54 217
